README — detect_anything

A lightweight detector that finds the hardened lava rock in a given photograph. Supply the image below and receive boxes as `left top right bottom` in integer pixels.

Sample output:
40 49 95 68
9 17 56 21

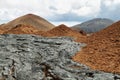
0 34 119 80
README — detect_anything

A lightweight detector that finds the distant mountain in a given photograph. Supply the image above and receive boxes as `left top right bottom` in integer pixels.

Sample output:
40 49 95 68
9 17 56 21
71 18 114 33
0 14 55 33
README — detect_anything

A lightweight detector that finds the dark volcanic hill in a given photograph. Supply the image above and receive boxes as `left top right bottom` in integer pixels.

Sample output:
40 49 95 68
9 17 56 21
72 18 114 33
0 14 55 34
73 21 120 73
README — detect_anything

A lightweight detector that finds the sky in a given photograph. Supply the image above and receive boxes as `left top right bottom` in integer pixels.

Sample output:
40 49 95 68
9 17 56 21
0 0 120 26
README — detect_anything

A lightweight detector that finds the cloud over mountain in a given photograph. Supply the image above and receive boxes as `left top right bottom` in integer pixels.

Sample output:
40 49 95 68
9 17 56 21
0 0 120 22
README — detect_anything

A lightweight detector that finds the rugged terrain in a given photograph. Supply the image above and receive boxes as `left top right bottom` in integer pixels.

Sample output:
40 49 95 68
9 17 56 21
3 24 86 42
0 34 119 80
0 13 120 79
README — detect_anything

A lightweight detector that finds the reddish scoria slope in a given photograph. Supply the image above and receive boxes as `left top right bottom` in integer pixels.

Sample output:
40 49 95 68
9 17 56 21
43 24 86 42
73 21 120 73
4 24 44 35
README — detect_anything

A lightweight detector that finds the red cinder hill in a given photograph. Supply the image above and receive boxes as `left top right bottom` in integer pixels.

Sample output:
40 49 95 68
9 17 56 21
43 24 86 42
4 24 44 35
73 21 120 73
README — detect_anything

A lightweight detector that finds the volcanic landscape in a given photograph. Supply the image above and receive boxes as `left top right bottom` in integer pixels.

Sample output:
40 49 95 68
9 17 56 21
0 14 120 80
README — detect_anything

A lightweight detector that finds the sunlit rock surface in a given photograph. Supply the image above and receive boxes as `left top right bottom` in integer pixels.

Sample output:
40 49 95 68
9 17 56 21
0 34 119 80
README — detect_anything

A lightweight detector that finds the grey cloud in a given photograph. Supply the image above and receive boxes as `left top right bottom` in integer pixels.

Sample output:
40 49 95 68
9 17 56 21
49 6 57 11
47 12 93 22
98 1 120 21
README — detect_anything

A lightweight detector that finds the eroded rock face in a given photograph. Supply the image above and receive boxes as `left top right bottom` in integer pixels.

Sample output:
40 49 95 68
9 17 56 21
0 34 119 80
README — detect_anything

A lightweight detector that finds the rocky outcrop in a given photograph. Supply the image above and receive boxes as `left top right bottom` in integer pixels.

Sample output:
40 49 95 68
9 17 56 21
0 34 119 80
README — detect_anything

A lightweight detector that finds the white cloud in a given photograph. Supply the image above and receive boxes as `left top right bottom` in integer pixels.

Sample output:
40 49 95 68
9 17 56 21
0 0 54 20
103 0 120 11
104 0 120 6
48 0 101 17
72 6 94 16
0 0 120 22
71 0 101 17
51 21 81 26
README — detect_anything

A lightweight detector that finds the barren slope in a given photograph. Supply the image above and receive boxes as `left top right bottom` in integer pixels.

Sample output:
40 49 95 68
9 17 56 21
73 21 120 73
43 24 86 42
0 14 55 33
4 24 44 35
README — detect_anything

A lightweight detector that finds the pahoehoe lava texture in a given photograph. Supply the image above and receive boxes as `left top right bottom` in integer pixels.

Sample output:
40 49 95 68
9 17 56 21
0 34 119 80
